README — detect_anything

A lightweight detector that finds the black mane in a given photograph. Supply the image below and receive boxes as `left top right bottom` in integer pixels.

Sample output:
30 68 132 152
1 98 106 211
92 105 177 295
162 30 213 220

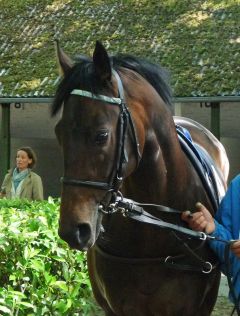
52 54 173 116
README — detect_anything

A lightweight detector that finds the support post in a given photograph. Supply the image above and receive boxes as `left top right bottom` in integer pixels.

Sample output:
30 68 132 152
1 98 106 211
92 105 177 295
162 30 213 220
0 104 11 182
174 102 182 116
210 102 220 139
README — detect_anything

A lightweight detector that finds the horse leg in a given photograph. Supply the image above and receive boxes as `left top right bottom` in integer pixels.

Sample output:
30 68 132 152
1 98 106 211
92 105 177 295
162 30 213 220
196 272 221 316
90 281 117 316
87 250 118 315
88 278 116 315
104 311 118 316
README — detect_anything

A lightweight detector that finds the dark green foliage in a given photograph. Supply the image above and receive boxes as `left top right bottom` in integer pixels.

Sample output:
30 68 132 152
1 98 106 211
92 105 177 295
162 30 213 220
0 198 101 315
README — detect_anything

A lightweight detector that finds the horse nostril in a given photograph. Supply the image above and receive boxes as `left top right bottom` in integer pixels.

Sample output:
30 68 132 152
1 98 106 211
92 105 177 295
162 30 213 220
78 223 91 246
59 223 92 250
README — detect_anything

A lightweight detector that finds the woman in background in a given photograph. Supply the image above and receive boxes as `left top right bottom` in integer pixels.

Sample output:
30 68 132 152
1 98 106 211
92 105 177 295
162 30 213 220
0 146 43 200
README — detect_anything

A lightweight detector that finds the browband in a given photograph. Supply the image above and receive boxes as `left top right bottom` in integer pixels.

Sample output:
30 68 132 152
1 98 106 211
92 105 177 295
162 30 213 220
70 89 122 105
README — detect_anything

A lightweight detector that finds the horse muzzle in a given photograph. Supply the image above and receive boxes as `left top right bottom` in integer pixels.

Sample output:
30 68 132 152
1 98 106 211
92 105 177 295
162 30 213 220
58 222 95 251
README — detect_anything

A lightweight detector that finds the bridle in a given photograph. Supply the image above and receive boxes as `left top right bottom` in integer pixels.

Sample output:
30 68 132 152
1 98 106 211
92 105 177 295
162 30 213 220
61 69 141 195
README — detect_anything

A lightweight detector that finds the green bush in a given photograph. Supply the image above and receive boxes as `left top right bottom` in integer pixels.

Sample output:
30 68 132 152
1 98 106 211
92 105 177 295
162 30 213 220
0 198 101 315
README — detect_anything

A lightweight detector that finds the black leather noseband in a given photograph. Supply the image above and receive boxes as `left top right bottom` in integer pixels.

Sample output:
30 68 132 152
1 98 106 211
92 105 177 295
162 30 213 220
60 178 111 190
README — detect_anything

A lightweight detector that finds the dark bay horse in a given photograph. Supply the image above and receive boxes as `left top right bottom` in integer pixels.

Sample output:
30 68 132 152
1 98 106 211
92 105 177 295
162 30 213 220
53 40 229 316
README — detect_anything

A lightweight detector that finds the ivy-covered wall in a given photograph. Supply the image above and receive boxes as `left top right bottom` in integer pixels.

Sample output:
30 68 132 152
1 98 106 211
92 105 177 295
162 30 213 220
0 0 240 97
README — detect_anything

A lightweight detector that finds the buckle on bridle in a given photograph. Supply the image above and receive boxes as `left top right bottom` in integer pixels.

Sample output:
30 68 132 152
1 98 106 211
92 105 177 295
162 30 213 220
199 232 207 240
98 202 119 215
98 190 124 215
202 261 213 274
164 256 172 263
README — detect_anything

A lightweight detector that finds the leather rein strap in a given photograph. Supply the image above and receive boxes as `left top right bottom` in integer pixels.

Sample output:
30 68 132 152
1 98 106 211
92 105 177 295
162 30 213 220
98 195 239 276
104 196 211 242
106 195 235 247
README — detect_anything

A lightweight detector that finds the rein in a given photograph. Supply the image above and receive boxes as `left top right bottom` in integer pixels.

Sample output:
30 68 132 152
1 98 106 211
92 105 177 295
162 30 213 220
97 194 217 274
101 195 234 246
99 194 240 315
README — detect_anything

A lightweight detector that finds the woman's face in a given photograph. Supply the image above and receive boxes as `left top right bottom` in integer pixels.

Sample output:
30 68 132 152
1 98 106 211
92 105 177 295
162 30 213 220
16 150 32 171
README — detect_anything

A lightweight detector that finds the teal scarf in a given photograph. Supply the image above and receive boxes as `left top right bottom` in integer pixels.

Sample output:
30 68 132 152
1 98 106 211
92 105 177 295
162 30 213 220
12 168 29 190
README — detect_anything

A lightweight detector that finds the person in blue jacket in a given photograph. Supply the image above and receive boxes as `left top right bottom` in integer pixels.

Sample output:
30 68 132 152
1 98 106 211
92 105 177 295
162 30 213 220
182 174 240 305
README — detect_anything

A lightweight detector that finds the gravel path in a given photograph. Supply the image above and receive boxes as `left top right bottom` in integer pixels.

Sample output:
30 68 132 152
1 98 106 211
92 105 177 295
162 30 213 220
213 296 235 315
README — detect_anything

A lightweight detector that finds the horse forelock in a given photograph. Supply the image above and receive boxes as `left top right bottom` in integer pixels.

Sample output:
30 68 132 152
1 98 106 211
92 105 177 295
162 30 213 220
52 60 102 116
52 53 173 116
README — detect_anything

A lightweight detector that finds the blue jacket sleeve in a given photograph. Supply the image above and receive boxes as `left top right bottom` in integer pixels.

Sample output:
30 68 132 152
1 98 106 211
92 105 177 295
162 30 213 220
209 175 240 274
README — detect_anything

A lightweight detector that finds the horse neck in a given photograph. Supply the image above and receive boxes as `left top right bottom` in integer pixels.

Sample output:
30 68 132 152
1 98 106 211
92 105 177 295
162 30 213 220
125 110 199 208
101 124 199 257
100 106 206 257
121 74 204 208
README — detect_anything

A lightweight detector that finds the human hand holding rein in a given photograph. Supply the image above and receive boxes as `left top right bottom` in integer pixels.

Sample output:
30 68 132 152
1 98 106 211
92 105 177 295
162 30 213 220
181 202 215 234
182 202 240 258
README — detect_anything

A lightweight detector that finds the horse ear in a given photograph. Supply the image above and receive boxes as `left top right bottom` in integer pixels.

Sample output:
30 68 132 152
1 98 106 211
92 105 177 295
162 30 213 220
54 39 74 76
93 41 112 82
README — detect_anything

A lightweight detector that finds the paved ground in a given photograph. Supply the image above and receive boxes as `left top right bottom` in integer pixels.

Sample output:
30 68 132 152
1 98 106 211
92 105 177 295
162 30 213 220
212 275 235 316
213 296 234 316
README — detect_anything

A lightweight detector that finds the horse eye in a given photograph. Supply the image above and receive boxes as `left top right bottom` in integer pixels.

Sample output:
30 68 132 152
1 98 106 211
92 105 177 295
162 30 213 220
95 131 109 145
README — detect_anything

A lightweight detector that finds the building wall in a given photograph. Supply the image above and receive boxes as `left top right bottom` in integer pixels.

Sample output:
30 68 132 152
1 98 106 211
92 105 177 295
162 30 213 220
0 101 239 198
3 103 62 198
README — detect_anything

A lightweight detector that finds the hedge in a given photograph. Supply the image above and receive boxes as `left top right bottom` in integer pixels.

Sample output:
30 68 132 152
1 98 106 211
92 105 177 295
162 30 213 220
0 198 101 315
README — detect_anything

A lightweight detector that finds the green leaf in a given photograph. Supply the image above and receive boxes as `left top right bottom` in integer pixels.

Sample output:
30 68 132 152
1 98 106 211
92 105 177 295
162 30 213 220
51 281 68 292
54 299 70 313
19 301 35 308
30 259 45 271
43 271 55 284
0 305 11 314
23 247 41 259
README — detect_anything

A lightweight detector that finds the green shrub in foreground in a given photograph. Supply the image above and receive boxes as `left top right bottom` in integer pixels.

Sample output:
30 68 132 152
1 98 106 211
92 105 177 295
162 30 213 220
0 198 100 316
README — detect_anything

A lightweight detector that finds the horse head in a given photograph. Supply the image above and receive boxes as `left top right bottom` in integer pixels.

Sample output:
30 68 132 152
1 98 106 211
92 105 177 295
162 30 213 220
53 41 142 250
